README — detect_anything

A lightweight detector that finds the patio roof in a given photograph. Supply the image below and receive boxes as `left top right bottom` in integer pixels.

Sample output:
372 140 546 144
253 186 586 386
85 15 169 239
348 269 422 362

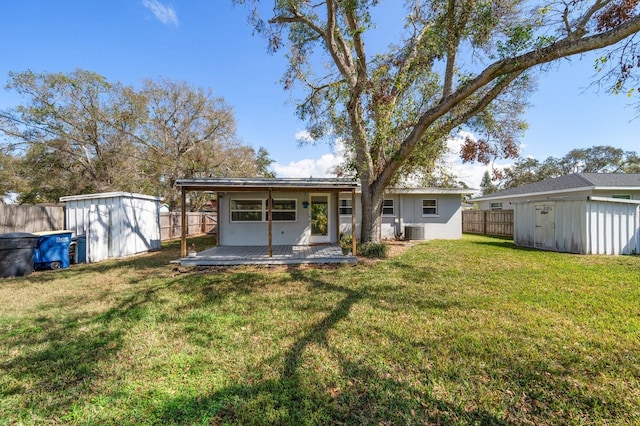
176 177 358 258
175 177 358 192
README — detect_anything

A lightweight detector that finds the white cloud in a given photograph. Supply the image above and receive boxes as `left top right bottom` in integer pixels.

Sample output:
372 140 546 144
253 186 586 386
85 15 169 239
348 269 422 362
440 131 513 195
273 131 514 194
274 138 347 178
142 0 178 27
294 130 315 143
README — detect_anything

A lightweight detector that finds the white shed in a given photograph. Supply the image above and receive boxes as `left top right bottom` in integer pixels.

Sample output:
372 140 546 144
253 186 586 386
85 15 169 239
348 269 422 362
514 197 640 255
60 192 162 262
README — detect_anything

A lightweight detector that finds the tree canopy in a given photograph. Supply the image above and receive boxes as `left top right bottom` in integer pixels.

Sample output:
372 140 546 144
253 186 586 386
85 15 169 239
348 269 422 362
237 0 640 242
498 145 640 189
0 70 274 207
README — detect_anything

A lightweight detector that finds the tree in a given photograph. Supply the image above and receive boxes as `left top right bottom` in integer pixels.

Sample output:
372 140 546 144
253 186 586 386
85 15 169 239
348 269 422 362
499 145 640 189
135 78 257 209
237 1 640 242
0 70 143 199
0 70 274 206
479 170 497 195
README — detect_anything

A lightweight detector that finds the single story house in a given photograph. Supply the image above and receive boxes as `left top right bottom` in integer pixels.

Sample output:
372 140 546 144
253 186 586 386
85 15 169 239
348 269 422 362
175 178 472 257
472 173 640 210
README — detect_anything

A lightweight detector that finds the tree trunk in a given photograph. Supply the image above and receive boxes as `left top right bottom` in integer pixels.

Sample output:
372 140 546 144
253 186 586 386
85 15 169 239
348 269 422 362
359 177 384 243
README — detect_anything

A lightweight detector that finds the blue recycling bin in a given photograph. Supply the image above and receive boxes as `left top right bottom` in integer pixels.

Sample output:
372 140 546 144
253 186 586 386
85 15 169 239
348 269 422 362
33 231 73 270
76 235 87 263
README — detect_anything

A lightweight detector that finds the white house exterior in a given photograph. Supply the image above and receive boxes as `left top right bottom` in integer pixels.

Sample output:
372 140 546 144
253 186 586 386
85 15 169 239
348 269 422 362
338 188 469 241
514 197 640 255
60 192 162 262
473 173 640 211
175 178 471 257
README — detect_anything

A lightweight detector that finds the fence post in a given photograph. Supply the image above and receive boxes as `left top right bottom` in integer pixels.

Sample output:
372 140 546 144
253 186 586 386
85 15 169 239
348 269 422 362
482 210 487 236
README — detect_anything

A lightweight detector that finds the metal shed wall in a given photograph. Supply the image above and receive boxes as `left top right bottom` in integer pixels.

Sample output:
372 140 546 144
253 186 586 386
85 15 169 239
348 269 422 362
514 198 640 255
61 192 161 261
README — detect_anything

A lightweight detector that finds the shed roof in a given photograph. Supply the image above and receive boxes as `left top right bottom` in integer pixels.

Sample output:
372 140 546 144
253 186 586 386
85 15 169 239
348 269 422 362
60 192 162 202
175 177 358 192
473 173 640 201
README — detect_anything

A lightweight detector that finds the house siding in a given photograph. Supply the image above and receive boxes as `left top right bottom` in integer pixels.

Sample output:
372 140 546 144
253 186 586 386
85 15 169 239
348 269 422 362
219 191 341 246
338 193 463 240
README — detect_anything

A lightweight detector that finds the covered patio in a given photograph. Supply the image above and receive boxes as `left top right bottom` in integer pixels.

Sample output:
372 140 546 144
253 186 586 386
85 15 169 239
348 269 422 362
179 244 355 266
175 177 359 266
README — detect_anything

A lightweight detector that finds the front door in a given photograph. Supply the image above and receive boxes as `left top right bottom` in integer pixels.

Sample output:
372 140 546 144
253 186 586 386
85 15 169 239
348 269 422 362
309 194 330 244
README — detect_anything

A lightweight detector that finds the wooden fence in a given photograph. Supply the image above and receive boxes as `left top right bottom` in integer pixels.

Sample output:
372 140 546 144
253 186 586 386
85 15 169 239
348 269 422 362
462 210 514 237
0 204 65 234
160 212 217 241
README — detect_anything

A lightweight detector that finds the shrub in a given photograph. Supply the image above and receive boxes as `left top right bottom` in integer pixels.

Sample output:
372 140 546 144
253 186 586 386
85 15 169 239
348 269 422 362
357 242 388 258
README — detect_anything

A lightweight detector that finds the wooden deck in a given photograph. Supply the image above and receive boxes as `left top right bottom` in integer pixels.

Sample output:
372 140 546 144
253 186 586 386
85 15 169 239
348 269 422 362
177 244 355 266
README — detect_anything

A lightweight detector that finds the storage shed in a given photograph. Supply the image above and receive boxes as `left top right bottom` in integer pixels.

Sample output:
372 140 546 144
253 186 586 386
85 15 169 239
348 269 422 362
60 192 162 262
514 197 640 255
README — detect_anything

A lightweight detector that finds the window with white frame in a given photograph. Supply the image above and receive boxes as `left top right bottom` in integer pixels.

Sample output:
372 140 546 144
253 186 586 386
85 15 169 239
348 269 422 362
382 199 395 216
490 202 503 210
230 199 263 222
422 199 437 216
339 198 353 215
270 199 297 221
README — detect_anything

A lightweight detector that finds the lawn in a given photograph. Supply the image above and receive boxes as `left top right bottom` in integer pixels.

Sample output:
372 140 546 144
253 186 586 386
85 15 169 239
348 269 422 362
1 234 639 425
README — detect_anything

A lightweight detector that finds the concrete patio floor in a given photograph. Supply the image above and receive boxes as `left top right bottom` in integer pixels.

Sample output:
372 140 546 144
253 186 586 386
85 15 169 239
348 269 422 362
177 244 356 266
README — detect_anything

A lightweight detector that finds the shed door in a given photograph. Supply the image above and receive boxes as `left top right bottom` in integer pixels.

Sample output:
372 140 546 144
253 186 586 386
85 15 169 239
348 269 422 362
88 204 110 263
534 203 555 250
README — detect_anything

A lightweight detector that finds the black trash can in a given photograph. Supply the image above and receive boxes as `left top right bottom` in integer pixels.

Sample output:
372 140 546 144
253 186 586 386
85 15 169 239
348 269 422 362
0 232 39 278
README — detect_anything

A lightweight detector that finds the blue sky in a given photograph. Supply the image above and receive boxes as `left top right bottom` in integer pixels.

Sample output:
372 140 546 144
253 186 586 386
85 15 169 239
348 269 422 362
1 1 639 191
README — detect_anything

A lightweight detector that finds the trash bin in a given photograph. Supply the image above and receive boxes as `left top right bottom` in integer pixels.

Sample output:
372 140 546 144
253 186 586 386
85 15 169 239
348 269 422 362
76 234 87 264
33 231 73 270
0 232 38 278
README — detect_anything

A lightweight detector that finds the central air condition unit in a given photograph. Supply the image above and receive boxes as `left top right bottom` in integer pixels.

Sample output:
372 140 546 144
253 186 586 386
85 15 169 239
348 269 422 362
404 226 424 240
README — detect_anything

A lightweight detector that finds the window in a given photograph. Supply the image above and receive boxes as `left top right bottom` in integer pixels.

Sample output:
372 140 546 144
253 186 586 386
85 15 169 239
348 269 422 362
230 199 298 222
612 194 631 200
422 199 437 216
490 202 503 210
339 199 353 215
270 199 297 221
382 199 395 216
231 199 263 222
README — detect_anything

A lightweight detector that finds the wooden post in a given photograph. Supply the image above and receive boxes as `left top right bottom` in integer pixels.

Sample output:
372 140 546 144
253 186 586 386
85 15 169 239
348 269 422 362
482 210 487 236
181 187 187 257
268 188 273 257
351 189 357 255
216 192 220 246
335 192 340 242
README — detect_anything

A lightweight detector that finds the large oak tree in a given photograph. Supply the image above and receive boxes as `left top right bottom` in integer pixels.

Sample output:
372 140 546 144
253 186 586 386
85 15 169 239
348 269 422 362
237 0 640 242
0 70 273 207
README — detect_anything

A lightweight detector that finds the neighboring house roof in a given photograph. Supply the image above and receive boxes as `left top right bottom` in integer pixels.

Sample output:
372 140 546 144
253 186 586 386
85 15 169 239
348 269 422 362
472 173 640 202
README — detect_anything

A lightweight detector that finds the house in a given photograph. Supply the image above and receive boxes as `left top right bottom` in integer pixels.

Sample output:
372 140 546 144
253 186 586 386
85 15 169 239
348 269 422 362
472 173 640 210
339 187 472 241
175 178 472 258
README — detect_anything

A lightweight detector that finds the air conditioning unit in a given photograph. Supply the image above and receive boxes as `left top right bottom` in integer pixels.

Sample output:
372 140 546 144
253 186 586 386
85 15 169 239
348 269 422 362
404 226 424 240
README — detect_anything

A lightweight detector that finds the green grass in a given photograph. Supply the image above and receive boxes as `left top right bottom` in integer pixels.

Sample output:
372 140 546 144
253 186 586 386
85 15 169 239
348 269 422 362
1 234 639 425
